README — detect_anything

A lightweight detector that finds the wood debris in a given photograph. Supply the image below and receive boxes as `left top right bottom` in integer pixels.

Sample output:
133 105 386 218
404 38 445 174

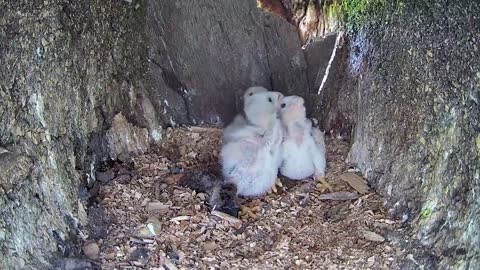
80 127 411 269
362 230 386 242
211 210 242 224
317 191 359 201
147 202 170 213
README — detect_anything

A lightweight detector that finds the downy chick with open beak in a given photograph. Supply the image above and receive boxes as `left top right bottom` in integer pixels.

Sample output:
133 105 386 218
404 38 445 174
220 88 284 197
279 96 330 189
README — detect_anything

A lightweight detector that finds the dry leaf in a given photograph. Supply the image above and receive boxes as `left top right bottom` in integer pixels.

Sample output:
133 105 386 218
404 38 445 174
339 172 369 194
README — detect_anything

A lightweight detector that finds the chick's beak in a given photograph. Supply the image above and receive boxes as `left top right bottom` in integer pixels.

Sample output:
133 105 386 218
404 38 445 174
276 93 284 106
278 93 284 101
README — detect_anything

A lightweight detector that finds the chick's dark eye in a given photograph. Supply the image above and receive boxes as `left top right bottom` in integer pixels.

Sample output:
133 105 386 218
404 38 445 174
268 97 273 102
249 93 253 96
281 103 286 108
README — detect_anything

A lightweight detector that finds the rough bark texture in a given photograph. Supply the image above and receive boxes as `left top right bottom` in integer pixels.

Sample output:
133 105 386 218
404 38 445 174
0 0 309 269
0 1 148 269
320 1 480 268
145 0 308 127
258 0 342 44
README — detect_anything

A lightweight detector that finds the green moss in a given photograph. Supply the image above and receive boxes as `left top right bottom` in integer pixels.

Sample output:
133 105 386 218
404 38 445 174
420 207 433 219
326 0 344 21
330 0 388 31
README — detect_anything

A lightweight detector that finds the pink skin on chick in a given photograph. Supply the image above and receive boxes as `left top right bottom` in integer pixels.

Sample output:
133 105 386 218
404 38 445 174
279 96 326 180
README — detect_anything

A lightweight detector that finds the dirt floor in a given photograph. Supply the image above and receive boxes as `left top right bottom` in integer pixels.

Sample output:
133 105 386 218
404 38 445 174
81 127 426 270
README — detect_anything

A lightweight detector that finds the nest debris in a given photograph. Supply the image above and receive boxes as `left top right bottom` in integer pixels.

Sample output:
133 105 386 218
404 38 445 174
81 126 418 270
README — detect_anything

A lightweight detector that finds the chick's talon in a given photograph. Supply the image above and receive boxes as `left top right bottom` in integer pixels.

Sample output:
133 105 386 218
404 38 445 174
276 178 284 188
315 176 333 193
240 205 260 219
269 178 283 194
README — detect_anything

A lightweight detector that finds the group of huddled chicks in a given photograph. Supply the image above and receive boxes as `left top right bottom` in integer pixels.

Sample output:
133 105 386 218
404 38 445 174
183 86 329 217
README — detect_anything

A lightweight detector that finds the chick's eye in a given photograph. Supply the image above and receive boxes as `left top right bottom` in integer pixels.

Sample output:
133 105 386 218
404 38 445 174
268 97 273 102
281 103 286 108
249 92 253 96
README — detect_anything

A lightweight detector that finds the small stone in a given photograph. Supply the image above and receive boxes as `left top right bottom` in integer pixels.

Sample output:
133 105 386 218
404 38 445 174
82 242 100 260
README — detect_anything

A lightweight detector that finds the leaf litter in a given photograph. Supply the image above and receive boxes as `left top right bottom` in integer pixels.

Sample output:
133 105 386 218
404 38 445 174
79 126 422 269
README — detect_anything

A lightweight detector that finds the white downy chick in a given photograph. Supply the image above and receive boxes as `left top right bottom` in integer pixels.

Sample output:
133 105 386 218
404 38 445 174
223 86 268 143
279 95 326 180
223 86 284 168
220 90 284 197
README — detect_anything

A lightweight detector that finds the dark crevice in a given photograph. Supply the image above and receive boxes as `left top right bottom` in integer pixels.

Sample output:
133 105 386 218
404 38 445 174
149 58 193 123
217 21 233 50
261 24 274 92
